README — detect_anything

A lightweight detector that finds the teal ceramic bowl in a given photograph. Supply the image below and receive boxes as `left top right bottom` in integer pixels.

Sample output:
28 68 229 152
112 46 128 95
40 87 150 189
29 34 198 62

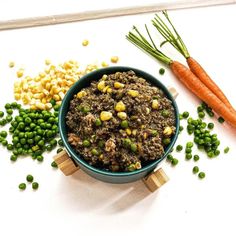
59 66 179 183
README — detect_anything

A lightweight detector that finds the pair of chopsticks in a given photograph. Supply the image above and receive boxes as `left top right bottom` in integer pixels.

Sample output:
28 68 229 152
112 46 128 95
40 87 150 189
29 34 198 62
0 0 235 31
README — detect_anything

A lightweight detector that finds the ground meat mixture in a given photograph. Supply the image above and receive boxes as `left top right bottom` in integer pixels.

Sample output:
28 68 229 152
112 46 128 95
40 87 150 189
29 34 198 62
66 70 176 172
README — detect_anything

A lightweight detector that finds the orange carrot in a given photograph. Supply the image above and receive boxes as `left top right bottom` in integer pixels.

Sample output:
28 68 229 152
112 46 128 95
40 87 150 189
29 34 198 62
187 57 233 110
152 11 235 110
170 61 236 127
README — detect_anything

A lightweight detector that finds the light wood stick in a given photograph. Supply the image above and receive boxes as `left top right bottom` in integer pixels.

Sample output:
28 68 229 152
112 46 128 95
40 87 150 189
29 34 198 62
0 0 235 31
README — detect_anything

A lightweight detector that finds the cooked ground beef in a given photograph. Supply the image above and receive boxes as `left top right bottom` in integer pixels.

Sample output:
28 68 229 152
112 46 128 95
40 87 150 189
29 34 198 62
66 70 176 172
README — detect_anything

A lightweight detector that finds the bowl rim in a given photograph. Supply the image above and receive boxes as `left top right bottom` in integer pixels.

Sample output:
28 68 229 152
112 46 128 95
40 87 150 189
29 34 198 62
59 66 179 177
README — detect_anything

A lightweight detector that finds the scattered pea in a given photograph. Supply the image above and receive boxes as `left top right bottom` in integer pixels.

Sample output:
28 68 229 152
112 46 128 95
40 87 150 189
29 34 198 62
176 145 183 152
193 155 200 162
192 166 199 174
224 147 230 154
218 117 225 124
26 175 34 183
19 183 26 190
182 111 189 119
32 182 39 190
198 172 205 179
51 161 58 168
207 123 214 129
167 154 173 161
159 68 165 75
171 158 179 166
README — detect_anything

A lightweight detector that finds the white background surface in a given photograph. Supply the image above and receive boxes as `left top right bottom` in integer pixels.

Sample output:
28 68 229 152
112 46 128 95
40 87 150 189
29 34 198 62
0 2 236 236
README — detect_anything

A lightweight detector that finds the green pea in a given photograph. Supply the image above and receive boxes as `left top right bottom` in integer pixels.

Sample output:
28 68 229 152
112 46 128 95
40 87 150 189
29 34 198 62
81 106 90 114
54 105 61 111
186 142 193 148
151 130 158 136
163 138 171 145
224 147 230 154
179 126 184 132
83 140 91 147
127 164 136 171
0 111 4 117
58 139 64 146
18 183 26 190
7 144 14 150
159 68 165 75
121 120 129 128
6 109 13 115
32 182 39 190
214 150 220 156
185 153 192 160
185 148 192 153
162 109 169 118
167 154 173 161
26 175 34 183
176 145 183 152
5 103 11 109
218 117 225 124
10 155 17 162
91 148 99 156
57 148 63 153
198 112 205 118
198 172 205 179
46 144 53 151
37 155 44 162
6 115 13 122
192 166 199 174
197 106 204 112
95 118 102 126
123 138 131 148
51 161 58 168
2 140 8 146
193 155 200 162
0 131 7 138
187 124 194 131
182 111 189 119
179 114 183 120
130 143 137 153
207 123 214 129
171 158 179 166
24 117 32 124
50 99 56 106
207 151 214 158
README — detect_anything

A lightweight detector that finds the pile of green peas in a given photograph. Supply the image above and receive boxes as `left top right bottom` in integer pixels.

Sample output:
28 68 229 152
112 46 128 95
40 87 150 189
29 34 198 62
0 101 64 162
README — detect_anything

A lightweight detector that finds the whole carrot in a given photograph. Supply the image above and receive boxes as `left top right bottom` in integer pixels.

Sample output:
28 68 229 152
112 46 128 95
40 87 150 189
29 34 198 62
152 11 234 111
170 61 236 127
126 25 236 128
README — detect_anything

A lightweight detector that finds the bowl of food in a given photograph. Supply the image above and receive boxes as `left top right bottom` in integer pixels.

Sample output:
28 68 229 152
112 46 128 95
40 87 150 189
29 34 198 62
58 66 179 183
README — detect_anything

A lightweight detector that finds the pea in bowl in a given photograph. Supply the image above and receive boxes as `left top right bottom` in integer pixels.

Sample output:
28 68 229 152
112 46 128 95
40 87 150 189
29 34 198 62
55 66 179 188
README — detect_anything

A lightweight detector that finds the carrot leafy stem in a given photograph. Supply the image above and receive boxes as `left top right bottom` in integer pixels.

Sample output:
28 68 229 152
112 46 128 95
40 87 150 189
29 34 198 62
152 11 190 59
126 25 172 65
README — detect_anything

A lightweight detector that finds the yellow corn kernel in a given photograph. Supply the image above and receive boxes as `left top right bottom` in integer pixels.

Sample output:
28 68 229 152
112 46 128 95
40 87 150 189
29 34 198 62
45 103 53 110
56 101 62 105
132 129 137 136
114 82 125 89
101 61 108 67
34 76 41 82
127 90 139 97
102 85 110 93
100 111 113 121
135 162 142 169
146 108 150 114
110 56 119 63
152 99 159 109
14 93 21 100
117 112 127 120
107 88 112 93
97 81 106 91
42 89 50 96
36 102 45 110
52 87 60 94
22 83 28 91
39 72 46 78
77 90 87 98
39 93 45 99
41 98 47 104
30 104 37 110
45 59 51 65
115 101 126 112
126 128 132 135
53 94 60 101
14 88 21 93
143 132 148 139
9 61 15 68
141 125 145 129
102 74 108 80
17 69 24 78
82 40 89 46
163 127 173 136
59 91 65 100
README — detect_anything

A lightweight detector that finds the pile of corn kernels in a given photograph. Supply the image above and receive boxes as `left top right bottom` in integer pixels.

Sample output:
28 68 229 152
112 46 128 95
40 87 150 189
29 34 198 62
13 60 102 110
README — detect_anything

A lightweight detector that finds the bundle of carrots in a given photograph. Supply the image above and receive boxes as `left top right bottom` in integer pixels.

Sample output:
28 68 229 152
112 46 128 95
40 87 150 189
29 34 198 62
126 11 236 128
